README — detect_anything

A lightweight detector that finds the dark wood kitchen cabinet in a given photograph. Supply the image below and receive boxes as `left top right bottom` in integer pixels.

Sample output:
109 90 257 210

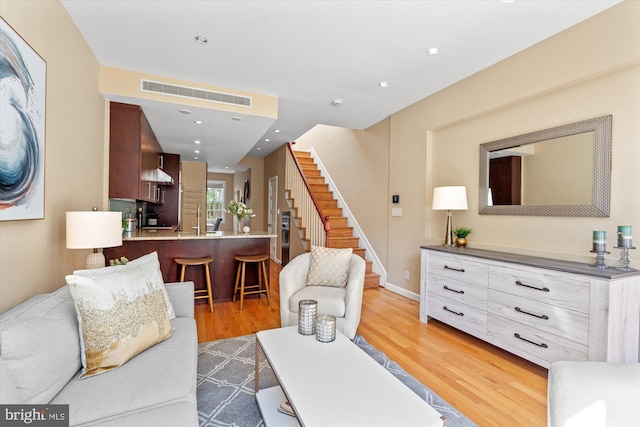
109 102 163 203
154 153 180 224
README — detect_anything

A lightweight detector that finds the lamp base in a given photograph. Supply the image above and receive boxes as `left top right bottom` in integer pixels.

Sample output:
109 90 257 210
443 210 455 247
86 252 106 269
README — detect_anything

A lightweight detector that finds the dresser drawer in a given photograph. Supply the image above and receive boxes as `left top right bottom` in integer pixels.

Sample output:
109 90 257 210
427 252 488 287
488 290 589 344
428 274 487 308
488 314 588 364
427 293 487 334
489 265 590 313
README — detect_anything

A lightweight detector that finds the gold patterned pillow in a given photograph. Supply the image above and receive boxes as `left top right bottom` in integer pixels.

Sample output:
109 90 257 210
306 246 353 288
66 263 172 379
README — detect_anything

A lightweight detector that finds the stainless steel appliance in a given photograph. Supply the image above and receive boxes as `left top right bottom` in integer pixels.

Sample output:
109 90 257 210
281 211 290 265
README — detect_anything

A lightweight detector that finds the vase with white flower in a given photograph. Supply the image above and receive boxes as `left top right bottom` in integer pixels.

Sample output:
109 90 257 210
227 200 255 233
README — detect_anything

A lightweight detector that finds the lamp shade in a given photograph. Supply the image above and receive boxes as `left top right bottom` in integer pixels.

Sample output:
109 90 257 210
432 186 468 210
66 211 123 249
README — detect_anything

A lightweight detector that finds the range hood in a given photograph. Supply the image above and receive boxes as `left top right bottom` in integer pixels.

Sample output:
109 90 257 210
156 168 174 185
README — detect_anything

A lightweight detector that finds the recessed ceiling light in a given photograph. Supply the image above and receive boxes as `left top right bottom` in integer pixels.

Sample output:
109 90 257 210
194 35 208 44
257 147 262 151
179 109 191 114
274 129 280 133
231 116 243 121
225 166 229 169
194 120 203 125
195 150 200 154
194 140 201 144
331 99 343 106
265 138 270 142
379 81 389 88
194 156 199 160
427 47 439 55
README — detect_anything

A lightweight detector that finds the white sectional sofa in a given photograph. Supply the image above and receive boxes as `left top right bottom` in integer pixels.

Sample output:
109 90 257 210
0 281 198 426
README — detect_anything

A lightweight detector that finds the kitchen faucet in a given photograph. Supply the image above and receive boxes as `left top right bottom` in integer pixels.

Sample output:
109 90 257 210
192 204 201 236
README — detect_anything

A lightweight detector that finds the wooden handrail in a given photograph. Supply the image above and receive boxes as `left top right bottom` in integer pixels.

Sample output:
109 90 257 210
286 142 330 246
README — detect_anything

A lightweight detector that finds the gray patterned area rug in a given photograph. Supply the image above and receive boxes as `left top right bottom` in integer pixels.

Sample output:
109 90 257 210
197 334 477 427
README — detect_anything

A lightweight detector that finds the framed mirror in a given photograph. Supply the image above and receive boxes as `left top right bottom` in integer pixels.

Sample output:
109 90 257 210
479 115 612 216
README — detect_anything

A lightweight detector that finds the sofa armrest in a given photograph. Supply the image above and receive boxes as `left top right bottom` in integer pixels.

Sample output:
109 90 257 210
165 282 194 319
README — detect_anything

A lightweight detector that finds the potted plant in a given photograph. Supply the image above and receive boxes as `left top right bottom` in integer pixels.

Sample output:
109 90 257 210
453 227 473 247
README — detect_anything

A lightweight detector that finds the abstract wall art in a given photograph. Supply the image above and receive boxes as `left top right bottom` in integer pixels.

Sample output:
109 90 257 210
0 18 46 221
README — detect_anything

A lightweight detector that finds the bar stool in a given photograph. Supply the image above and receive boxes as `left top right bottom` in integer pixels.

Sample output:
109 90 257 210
233 254 270 310
175 256 214 312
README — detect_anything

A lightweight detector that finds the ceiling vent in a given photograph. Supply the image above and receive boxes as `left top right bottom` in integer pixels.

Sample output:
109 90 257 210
141 79 251 107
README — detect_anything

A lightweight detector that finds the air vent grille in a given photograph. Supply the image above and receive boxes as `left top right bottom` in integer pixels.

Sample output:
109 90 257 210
141 79 251 107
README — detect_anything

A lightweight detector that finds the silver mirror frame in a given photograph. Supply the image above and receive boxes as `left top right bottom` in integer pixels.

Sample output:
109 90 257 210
479 115 612 217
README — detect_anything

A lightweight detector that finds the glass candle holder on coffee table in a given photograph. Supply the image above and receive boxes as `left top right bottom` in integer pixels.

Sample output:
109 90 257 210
298 300 318 335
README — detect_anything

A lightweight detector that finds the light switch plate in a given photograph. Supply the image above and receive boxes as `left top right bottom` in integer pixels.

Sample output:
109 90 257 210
391 208 402 217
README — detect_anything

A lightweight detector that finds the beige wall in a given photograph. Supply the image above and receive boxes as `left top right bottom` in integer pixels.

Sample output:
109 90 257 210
0 1 106 311
237 156 265 231
294 2 640 296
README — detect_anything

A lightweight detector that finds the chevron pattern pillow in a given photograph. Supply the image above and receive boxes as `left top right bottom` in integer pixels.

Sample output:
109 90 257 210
306 246 353 288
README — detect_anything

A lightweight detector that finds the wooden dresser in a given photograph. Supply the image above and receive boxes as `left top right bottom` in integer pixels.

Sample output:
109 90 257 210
420 246 640 368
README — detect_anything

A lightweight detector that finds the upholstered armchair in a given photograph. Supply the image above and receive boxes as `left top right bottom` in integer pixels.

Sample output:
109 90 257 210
548 361 640 427
279 249 366 340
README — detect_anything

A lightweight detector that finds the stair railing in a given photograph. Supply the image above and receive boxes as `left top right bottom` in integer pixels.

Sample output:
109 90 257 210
285 142 330 248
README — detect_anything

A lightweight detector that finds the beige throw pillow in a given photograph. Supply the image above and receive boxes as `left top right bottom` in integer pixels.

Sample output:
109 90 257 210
306 246 353 288
66 254 173 379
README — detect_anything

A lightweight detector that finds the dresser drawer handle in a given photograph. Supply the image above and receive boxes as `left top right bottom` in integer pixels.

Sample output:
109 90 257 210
444 265 465 273
443 285 465 294
514 333 548 348
515 280 550 292
515 306 549 320
443 306 464 316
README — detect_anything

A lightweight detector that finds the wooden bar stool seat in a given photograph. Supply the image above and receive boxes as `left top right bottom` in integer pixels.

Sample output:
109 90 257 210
175 256 214 312
233 254 270 310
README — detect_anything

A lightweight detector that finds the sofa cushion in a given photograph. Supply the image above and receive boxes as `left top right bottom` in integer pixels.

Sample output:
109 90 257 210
72 252 175 319
306 246 353 288
0 286 81 404
50 318 197 426
66 259 173 379
289 286 347 317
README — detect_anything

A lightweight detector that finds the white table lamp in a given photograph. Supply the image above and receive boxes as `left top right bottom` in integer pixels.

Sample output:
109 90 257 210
432 186 468 247
66 209 123 269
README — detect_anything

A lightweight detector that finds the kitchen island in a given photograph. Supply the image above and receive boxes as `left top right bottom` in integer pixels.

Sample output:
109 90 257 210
104 230 276 303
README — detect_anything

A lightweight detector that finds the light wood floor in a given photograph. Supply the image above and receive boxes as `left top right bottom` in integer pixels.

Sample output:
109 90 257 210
194 262 548 427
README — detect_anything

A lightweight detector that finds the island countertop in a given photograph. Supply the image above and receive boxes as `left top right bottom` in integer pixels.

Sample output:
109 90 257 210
105 231 276 303
123 229 276 241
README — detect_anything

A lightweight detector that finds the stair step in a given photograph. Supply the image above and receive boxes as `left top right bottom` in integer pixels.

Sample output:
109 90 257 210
329 227 353 237
352 248 366 258
364 272 381 288
305 176 325 185
313 191 334 200
328 237 360 248
317 199 338 209
302 168 321 177
322 207 343 216
328 216 348 228
310 183 329 192
296 157 315 165
293 150 311 158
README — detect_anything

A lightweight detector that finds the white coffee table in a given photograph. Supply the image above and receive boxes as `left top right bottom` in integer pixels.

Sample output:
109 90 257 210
255 326 445 427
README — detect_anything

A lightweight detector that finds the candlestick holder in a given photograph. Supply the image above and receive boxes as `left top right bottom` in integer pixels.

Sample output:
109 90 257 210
613 246 636 272
590 249 610 269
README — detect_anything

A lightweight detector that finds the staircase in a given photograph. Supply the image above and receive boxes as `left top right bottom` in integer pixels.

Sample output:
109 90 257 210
286 150 381 288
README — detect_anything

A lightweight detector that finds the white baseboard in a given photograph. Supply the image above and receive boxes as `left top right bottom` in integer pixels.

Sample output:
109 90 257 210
383 282 420 302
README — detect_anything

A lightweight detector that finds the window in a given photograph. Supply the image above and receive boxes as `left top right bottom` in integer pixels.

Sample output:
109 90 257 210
206 180 226 229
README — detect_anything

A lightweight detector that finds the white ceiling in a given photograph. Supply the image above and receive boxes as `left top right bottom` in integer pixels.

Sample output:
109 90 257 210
61 0 620 173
